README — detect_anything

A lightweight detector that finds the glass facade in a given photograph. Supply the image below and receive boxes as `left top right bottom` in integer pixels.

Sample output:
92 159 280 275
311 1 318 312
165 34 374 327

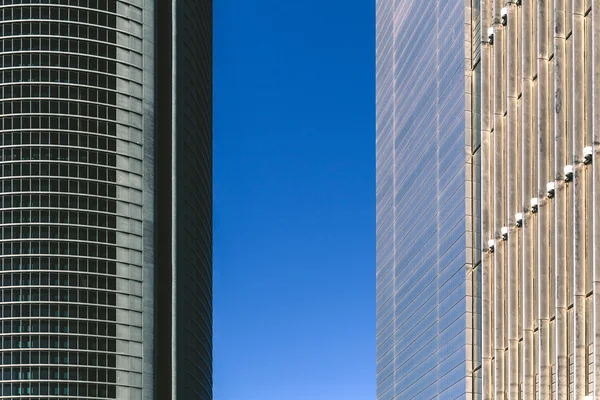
376 0 472 399
0 1 212 399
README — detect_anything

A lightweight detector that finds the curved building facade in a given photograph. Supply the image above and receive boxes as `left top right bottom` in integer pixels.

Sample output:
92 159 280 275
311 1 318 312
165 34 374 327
0 1 212 399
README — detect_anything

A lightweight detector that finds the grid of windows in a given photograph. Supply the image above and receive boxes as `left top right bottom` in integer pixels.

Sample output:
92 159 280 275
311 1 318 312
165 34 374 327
0 1 122 398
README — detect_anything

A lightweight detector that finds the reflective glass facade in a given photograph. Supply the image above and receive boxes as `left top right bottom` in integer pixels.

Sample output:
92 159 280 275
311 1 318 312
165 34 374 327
376 1 473 399
0 1 212 399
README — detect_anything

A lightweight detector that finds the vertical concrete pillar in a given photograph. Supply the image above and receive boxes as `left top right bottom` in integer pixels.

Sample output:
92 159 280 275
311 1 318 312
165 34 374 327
592 0 600 395
553 0 569 398
571 0 586 397
537 0 552 398
493 0 507 396
481 0 494 397
506 1 520 398
521 0 536 397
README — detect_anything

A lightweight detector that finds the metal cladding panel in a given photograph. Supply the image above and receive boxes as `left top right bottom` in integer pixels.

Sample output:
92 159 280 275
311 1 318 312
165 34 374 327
376 1 470 399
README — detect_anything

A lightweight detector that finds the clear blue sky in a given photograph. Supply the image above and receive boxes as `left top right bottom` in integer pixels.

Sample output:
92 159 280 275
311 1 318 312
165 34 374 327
213 1 374 399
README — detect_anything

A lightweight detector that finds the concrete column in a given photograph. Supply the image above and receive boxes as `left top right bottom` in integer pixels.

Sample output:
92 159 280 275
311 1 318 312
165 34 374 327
521 0 536 397
537 0 552 398
481 0 495 398
506 1 520 399
493 0 507 396
553 0 569 398
592 0 600 395
571 0 586 397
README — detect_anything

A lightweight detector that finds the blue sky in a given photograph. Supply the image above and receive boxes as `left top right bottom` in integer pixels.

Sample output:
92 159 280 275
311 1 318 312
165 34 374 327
213 1 374 399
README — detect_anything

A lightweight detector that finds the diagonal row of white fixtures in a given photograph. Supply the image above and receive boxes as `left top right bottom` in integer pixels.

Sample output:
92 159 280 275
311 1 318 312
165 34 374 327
488 147 593 253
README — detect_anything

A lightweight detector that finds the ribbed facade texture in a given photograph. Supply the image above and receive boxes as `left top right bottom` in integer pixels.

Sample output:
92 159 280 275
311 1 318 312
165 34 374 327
376 0 474 399
478 0 600 398
0 1 212 399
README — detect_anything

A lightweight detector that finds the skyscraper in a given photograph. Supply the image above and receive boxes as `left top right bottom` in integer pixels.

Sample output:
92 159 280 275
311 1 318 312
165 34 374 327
479 0 598 398
0 1 212 399
376 1 474 398
377 0 600 398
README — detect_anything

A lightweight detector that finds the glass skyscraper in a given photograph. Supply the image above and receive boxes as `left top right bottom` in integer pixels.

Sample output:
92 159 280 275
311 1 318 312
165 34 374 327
377 0 600 399
376 1 473 398
0 1 212 399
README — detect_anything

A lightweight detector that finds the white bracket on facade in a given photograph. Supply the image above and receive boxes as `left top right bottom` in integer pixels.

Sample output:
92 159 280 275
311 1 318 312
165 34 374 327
546 182 555 198
584 146 593 164
515 213 523 227
487 27 494 44
530 198 539 213
564 164 574 182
